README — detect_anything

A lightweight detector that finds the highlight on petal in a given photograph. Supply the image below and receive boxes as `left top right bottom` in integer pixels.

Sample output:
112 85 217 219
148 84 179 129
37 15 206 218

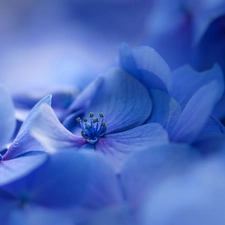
30 104 86 153
120 144 198 207
170 81 223 143
0 85 16 150
2 95 52 160
119 43 171 92
95 123 169 172
82 68 152 134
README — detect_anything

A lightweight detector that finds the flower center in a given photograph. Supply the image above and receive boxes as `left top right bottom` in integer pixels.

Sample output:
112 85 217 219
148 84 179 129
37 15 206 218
76 112 107 144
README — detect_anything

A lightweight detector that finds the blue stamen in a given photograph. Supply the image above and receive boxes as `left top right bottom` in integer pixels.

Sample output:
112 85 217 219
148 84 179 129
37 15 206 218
77 112 107 144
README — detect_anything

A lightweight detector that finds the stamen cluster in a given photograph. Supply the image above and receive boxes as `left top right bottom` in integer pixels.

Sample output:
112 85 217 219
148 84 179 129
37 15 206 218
76 112 107 144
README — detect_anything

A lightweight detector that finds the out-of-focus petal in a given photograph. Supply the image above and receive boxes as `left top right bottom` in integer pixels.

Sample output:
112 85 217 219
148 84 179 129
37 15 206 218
0 85 16 150
1 151 122 209
96 123 168 172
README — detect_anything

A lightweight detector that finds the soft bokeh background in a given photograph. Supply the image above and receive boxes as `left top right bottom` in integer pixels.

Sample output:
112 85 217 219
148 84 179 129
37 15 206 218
0 0 154 94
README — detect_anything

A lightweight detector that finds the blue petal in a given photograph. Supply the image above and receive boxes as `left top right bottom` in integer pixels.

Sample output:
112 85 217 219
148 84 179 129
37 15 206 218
120 144 198 208
3 95 52 160
30 104 86 153
0 85 16 150
119 43 171 92
0 153 47 186
1 151 122 209
170 80 223 143
146 89 181 134
95 123 168 172
82 68 152 134
170 64 224 108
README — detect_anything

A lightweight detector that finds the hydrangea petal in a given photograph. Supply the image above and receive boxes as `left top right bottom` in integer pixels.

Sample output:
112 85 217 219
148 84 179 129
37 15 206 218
170 64 224 108
30 104 86 153
119 43 171 92
120 144 198 207
82 68 152 134
0 85 16 150
1 151 122 209
146 89 181 134
96 123 168 172
0 153 47 186
170 81 222 143
2 95 52 160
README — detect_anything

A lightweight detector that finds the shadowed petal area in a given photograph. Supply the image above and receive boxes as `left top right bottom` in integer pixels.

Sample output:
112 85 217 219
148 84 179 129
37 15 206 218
146 89 181 134
30 104 86 153
83 68 152 134
0 151 122 209
120 144 198 208
119 43 171 92
3 95 52 160
170 81 222 143
0 153 47 186
96 123 168 172
170 64 224 108
0 85 16 150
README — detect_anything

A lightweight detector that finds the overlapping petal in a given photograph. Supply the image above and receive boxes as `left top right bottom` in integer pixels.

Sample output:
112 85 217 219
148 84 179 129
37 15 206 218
119 43 171 92
170 64 224 108
30 104 86 153
170 81 222 143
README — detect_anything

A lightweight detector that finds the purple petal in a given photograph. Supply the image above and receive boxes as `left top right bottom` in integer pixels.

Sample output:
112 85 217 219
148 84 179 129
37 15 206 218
0 85 16 150
119 43 171 92
120 144 198 208
170 64 224 108
30 104 86 153
146 89 181 134
170 80 223 143
95 123 168 172
3 95 52 160
83 68 152 134
0 153 47 186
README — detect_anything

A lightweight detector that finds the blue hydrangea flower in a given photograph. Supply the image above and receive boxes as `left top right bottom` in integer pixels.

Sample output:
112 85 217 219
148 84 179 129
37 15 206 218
0 86 52 185
30 68 168 172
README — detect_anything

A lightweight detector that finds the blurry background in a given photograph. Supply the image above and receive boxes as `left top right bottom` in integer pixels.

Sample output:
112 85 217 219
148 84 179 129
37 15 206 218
0 0 154 94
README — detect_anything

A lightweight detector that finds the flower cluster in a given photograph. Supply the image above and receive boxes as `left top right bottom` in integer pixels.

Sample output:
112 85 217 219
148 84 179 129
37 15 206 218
1 0 225 224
